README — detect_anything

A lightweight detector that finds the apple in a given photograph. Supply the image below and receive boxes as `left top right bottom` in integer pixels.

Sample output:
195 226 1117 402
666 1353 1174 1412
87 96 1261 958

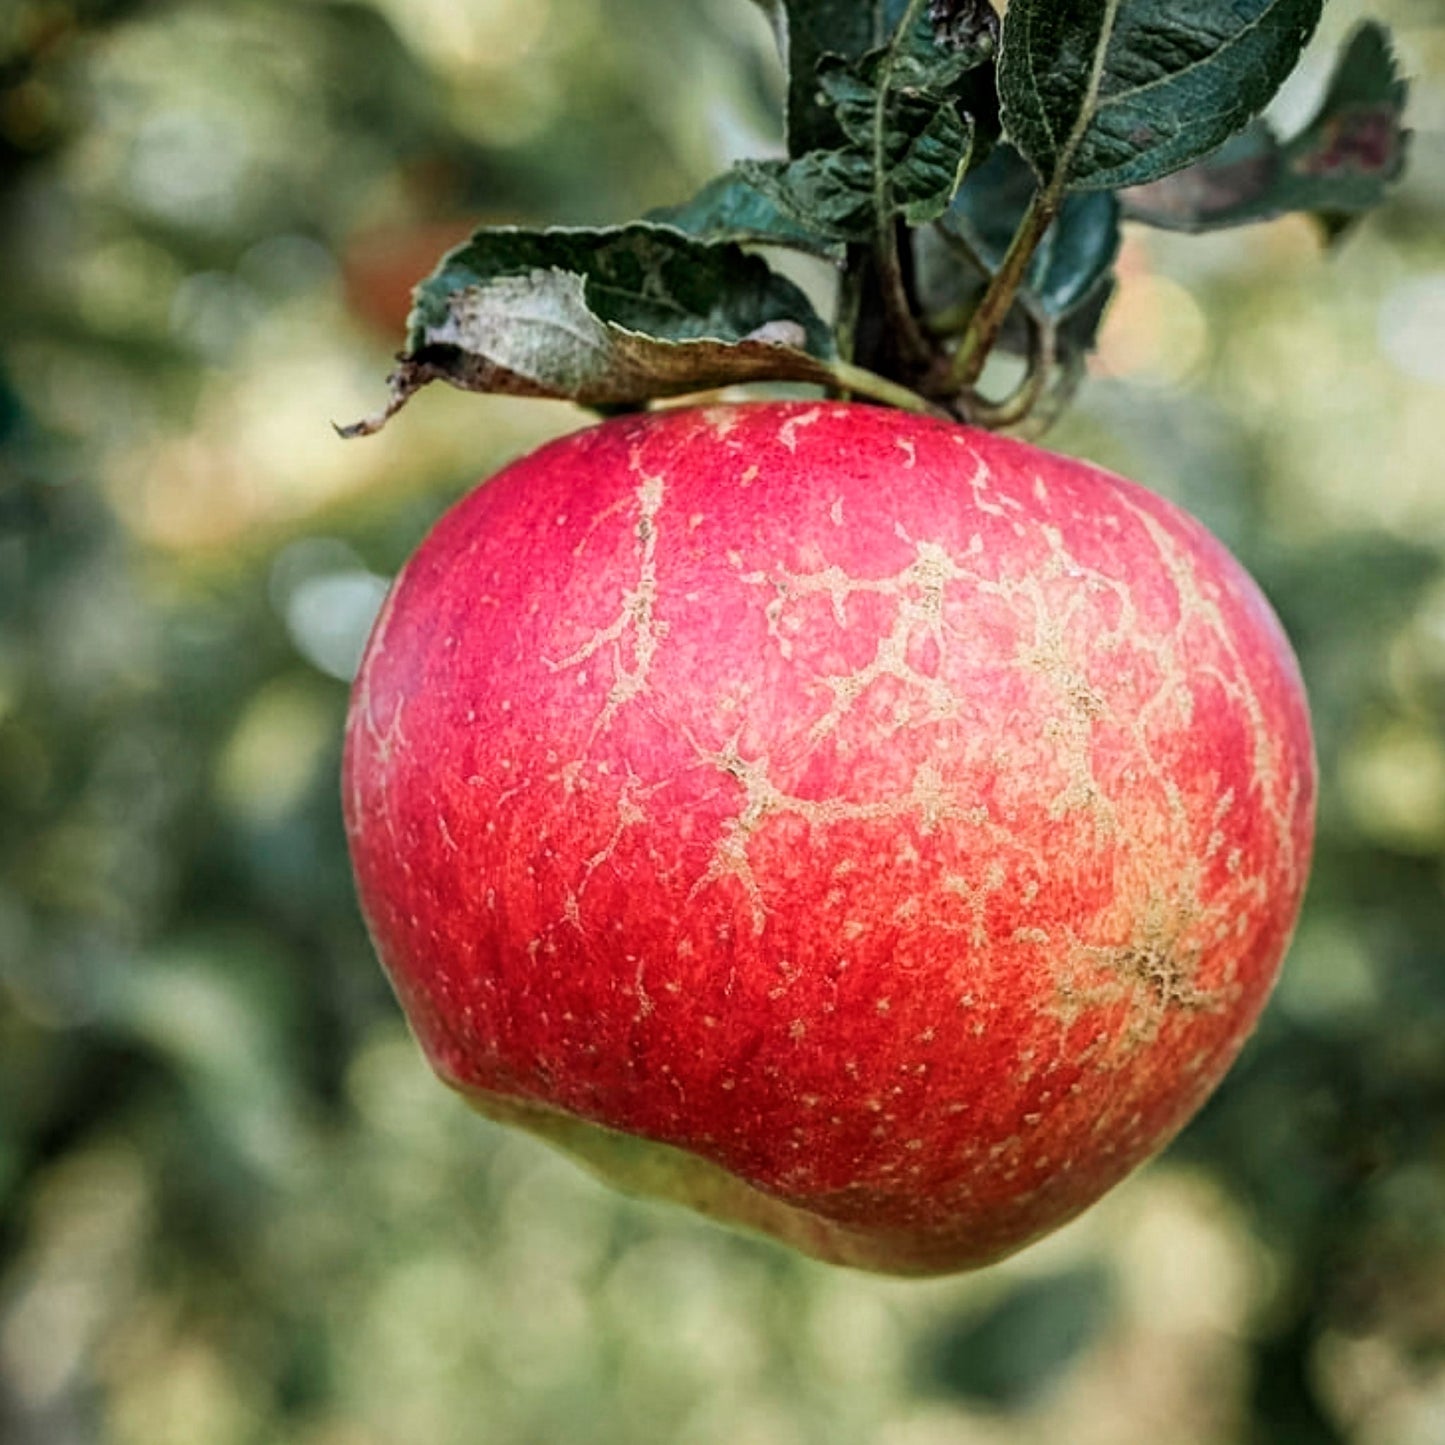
343 400 1315 1276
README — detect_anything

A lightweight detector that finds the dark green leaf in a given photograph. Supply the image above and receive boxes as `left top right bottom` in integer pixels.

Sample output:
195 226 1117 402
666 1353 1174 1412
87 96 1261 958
1319 17 1407 113
875 0 997 98
1120 122 1278 233
1056 272 1115 363
1031 197 1120 320
892 103 976 225
340 226 836 431
999 0 1325 191
813 53 879 147
738 6 991 244
913 223 988 329
644 168 844 258
943 143 1120 318
1122 22 1410 234
914 247 1112 371
739 154 876 243
916 142 1118 373
749 0 878 156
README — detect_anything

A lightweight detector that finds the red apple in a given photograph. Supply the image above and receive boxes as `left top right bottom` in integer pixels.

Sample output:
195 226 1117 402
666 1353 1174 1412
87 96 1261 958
343 401 1315 1275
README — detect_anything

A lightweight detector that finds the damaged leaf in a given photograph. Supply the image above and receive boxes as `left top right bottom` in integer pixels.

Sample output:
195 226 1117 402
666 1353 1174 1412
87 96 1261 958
339 226 836 432
736 6 994 243
1123 23 1410 235
645 168 844 259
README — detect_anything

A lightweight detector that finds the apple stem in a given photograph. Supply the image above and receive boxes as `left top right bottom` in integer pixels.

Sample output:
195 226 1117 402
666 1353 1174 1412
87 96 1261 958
947 181 1064 395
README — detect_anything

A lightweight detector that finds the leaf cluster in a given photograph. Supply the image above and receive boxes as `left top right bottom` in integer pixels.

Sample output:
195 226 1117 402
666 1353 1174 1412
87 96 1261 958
349 0 1409 436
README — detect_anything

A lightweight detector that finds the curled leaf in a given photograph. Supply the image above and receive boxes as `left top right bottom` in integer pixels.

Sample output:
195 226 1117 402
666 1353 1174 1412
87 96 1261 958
646 169 844 258
748 0 876 156
735 8 991 244
339 226 836 434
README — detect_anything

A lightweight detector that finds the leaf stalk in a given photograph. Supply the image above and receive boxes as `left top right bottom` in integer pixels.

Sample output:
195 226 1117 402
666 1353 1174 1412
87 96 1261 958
947 178 1062 393
870 0 937 373
825 358 949 418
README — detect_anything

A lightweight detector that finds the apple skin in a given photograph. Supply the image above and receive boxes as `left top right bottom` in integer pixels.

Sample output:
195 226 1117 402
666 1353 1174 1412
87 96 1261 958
343 401 1315 1275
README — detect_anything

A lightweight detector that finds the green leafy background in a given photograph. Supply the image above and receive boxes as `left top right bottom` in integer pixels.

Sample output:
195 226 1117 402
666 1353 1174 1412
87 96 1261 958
2 2 1444 1443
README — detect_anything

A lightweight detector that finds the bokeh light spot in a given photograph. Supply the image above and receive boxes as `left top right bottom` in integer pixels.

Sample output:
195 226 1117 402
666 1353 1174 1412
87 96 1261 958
1378 273 1445 385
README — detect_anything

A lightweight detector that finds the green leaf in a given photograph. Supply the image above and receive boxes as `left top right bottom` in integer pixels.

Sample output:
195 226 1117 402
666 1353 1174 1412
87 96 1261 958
339 226 837 432
892 105 977 226
407 226 835 355
644 168 844 258
943 143 1120 319
865 1 998 102
739 154 877 243
1122 22 1410 234
999 0 1326 192
749 0 878 156
736 4 993 244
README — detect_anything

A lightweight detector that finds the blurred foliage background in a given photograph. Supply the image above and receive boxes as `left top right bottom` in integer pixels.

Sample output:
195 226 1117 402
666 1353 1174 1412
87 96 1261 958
1 1 1444 1442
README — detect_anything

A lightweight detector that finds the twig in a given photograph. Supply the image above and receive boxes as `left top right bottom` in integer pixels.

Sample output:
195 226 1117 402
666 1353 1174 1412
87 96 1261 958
958 306 1057 430
870 0 937 373
947 181 1063 392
